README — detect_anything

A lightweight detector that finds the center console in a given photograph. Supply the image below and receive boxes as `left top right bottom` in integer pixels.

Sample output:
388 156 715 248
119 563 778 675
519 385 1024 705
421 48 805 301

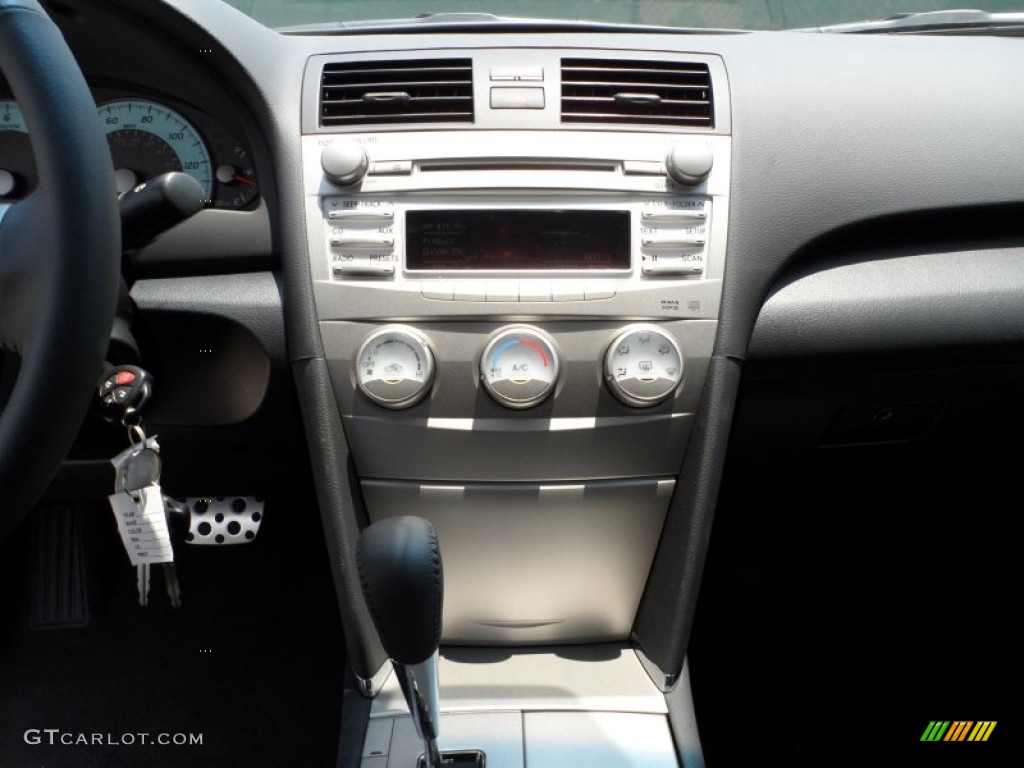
300 46 730 766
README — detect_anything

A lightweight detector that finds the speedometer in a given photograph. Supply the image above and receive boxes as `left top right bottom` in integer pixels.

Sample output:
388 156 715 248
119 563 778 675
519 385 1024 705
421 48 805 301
98 100 214 199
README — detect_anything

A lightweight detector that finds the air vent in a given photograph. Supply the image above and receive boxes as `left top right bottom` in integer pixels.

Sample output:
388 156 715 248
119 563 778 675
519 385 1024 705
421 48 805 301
321 59 474 127
561 58 713 128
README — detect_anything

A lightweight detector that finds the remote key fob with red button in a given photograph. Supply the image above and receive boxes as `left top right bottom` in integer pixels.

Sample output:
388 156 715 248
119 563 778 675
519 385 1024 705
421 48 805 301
98 365 153 422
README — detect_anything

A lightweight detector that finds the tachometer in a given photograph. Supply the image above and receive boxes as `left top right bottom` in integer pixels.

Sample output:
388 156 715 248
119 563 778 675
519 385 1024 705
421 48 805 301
98 100 214 199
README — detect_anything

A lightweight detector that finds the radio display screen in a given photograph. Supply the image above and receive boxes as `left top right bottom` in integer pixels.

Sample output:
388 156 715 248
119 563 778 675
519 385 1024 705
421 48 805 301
405 210 630 271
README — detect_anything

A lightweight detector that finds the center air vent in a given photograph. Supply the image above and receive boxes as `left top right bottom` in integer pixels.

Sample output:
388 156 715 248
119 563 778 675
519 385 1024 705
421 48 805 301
561 58 713 128
321 59 474 127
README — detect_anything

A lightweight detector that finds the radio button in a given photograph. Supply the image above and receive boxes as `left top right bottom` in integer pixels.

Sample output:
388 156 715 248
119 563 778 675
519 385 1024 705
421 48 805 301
519 280 552 302
486 281 519 302
551 281 586 302
422 281 455 300
584 280 616 300
453 280 487 302
333 261 396 277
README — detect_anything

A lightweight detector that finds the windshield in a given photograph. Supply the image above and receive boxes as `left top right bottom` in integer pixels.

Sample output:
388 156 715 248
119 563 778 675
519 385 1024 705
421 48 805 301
224 0 1024 31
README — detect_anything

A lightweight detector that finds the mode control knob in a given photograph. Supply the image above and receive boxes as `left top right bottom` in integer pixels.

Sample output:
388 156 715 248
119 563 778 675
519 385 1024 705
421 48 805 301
665 142 713 186
321 141 370 187
605 325 684 407
356 326 435 409
480 327 559 409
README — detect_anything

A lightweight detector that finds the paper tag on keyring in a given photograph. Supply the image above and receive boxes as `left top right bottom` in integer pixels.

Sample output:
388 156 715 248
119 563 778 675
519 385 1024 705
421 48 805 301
109 485 174 566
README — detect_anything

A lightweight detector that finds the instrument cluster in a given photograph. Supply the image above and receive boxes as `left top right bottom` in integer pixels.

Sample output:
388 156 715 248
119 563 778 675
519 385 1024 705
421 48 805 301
0 90 258 210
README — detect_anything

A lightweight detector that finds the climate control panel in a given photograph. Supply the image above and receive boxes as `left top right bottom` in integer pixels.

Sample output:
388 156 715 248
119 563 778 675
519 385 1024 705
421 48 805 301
350 323 684 410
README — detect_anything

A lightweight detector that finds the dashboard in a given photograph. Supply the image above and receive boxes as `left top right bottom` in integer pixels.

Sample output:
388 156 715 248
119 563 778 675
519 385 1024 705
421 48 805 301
2 1 1022 766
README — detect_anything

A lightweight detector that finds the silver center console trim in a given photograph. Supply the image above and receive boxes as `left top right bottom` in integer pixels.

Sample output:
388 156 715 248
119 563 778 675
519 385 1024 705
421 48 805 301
370 646 668 718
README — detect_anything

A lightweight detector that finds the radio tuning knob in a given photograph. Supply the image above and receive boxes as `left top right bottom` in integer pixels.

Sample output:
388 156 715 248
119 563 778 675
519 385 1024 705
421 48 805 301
321 141 370 186
665 142 713 186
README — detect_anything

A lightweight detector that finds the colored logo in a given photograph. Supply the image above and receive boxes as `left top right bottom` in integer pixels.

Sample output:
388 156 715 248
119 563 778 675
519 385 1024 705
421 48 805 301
920 721 997 742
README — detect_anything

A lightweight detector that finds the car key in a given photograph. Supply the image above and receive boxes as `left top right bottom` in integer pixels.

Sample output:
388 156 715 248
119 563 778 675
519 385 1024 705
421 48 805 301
110 436 176 608
123 445 161 607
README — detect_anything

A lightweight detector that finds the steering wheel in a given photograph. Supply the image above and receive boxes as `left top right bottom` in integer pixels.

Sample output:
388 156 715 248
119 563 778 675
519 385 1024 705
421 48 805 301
0 0 120 544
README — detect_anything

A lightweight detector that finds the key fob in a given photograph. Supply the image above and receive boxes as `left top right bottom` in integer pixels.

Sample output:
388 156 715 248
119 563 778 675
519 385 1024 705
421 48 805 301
98 365 153 422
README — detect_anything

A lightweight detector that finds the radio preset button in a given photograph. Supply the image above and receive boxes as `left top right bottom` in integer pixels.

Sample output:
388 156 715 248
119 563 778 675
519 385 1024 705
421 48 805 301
486 281 519 302
453 280 487 302
422 281 454 300
584 280 616 300
519 280 552 302
551 281 586 302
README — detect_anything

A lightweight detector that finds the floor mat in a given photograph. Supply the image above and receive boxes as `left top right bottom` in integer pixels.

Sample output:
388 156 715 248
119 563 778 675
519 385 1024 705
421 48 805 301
0 496 345 768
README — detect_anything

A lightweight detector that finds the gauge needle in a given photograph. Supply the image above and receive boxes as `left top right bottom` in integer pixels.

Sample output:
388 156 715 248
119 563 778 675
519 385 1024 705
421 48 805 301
232 174 256 186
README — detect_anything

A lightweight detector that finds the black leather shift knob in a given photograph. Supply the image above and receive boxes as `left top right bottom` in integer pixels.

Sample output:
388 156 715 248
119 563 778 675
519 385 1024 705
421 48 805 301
357 516 444 665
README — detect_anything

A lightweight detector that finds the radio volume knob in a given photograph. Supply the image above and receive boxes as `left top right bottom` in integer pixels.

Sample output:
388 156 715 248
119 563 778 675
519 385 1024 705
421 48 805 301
665 142 713 186
321 141 370 186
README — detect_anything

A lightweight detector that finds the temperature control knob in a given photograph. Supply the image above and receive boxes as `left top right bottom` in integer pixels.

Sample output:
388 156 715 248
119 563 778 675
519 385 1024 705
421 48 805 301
480 327 559 409
665 142 713 186
605 325 684 407
321 141 370 187
356 326 435 409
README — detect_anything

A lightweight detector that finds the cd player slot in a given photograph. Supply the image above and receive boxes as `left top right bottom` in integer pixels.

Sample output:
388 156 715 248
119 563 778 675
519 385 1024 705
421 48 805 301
417 158 619 173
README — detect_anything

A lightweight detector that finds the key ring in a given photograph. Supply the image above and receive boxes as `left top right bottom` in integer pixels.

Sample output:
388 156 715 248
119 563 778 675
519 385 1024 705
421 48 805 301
122 405 143 428
126 423 147 445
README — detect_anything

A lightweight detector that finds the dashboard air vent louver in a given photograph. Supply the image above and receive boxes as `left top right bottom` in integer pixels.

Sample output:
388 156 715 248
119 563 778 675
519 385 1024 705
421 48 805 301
561 58 713 128
320 59 474 127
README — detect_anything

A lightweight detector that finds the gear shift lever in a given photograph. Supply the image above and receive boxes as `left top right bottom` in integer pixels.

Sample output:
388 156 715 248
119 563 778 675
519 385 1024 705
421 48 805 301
358 516 444 767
